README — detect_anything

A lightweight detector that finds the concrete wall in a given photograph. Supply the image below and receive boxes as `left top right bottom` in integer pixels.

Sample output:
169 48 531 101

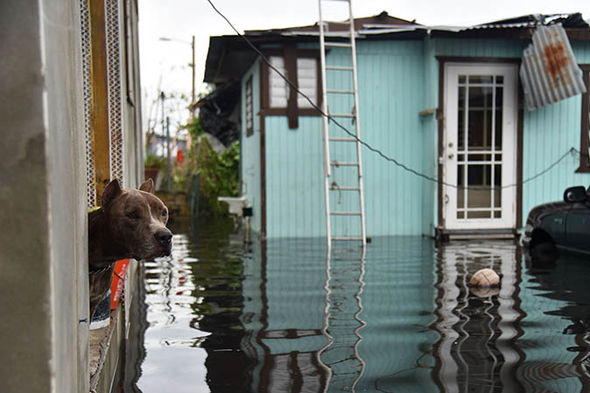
0 1 88 392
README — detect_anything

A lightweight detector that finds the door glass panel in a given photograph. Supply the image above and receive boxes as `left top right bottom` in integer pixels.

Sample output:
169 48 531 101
455 73 503 220
467 153 492 162
495 87 503 150
458 85 466 151
468 211 492 219
494 164 501 208
468 86 494 151
469 75 493 84
467 165 491 209
457 164 465 211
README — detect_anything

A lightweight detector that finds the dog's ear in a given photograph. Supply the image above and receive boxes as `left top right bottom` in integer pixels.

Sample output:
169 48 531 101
102 179 123 206
139 178 155 194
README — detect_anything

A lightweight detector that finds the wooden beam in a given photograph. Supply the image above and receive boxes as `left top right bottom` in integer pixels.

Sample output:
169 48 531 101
88 0 110 205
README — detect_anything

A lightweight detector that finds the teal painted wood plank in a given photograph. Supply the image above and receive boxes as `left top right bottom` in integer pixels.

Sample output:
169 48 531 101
356 40 426 236
265 116 326 238
434 38 526 58
241 60 262 233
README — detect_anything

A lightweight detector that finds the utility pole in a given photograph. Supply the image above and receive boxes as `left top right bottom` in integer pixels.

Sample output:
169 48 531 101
166 116 171 191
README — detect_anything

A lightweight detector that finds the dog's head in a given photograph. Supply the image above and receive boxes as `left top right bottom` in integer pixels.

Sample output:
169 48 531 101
102 179 173 260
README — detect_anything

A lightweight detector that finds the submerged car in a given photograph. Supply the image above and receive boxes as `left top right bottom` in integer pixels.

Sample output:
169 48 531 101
522 185 590 256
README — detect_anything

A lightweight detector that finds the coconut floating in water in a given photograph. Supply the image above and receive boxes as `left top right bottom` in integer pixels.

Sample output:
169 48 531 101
469 268 500 288
469 268 500 298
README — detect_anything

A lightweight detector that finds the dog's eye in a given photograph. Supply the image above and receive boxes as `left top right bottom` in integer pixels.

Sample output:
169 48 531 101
161 210 168 217
126 211 139 220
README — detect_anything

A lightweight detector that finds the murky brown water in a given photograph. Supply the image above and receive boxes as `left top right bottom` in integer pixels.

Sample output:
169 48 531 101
122 217 590 393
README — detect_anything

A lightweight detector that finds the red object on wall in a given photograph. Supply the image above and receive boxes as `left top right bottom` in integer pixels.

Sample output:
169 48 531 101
110 259 130 310
176 149 185 166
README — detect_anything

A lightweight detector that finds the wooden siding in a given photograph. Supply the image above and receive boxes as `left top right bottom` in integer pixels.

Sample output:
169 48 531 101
265 116 326 237
356 41 427 236
421 38 439 236
241 60 262 233
264 40 428 238
254 37 590 237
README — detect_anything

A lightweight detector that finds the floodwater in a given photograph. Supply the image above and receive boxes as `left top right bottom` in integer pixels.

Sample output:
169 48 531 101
122 217 590 393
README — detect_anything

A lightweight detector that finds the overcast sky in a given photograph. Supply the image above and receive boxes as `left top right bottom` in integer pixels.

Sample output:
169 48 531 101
138 0 590 128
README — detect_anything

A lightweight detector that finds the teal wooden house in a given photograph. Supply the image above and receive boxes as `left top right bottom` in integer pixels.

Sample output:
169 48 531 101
203 12 590 239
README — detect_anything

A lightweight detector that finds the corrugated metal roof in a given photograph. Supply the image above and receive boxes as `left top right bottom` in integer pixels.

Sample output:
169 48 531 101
204 12 590 83
247 13 588 37
520 24 587 110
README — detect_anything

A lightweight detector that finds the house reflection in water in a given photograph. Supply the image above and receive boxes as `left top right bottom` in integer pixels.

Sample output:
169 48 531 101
432 241 525 393
126 227 590 393
241 237 440 392
240 238 590 393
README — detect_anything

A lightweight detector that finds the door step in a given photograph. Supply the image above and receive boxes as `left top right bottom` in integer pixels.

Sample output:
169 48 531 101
440 228 516 241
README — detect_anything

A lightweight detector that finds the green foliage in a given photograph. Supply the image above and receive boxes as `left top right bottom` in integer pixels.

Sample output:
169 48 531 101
196 138 240 215
184 116 205 140
180 117 240 216
144 153 166 169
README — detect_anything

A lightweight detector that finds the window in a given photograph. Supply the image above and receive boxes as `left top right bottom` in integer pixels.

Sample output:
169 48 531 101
246 76 253 136
578 65 590 172
261 47 321 129
268 56 319 109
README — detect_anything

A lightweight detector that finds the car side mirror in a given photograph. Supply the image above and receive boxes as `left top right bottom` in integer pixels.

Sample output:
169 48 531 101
563 186 587 203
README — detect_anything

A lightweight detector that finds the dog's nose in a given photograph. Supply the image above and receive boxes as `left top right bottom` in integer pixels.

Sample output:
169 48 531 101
155 230 172 246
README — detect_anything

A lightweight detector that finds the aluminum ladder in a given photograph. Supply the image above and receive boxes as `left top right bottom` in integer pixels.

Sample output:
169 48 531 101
318 0 366 250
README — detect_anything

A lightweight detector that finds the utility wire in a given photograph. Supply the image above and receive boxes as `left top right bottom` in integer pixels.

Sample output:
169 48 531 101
205 0 582 190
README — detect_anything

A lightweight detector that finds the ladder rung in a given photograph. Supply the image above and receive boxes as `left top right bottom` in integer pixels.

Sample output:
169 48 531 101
329 113 355 118
330 186 360 191
327 89 355 94
329 137 357 142
324 42 352 48
331 211 361 216
326 66 353 71
331 161 358 166
332 237 364 241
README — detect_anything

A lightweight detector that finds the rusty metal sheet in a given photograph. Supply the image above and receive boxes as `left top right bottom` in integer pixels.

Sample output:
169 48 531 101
520 24 586 110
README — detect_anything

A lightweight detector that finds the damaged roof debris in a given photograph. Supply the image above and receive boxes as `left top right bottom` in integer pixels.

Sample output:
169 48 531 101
195 80 241 148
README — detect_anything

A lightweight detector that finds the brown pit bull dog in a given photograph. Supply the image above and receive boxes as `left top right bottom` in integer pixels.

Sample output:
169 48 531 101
88 178 172 320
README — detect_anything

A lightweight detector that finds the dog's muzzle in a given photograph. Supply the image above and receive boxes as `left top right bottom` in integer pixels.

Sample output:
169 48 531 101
155 229 173 256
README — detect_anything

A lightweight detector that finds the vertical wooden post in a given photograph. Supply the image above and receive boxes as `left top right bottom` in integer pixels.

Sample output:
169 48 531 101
88 0 110 205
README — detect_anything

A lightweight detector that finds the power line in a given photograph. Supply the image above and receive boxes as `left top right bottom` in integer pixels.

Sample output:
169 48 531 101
205 0 582 190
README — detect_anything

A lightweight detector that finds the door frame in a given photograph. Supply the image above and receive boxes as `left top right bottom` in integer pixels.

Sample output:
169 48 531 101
436 57 524 237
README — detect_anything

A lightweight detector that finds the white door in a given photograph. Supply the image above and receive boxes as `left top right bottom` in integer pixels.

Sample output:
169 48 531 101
442 63 518 230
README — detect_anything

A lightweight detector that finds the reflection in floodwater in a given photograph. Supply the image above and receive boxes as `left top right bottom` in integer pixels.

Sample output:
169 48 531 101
124 219 590 393
433 241 524 393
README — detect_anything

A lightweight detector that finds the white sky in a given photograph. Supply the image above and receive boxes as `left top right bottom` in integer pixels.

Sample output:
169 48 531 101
138 0 590 129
